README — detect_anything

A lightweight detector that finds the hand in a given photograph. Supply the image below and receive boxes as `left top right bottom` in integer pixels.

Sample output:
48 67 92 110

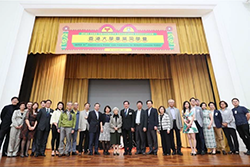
154 126 158 130
222 123 228 127
29 127 35 131
207 125 211 129
131 128 135 132
188 124 191 128
15 126 20 129
143 127 147 132
54 123 58 127
19 125 22 129
71 130 74 134
57 129 60 133
101 128 104 133
114 127 118 131
157 130 160 134
85 116 88 119
167 130 170 134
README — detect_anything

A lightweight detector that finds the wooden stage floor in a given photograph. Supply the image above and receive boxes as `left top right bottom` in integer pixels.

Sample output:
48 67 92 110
1 148 250 167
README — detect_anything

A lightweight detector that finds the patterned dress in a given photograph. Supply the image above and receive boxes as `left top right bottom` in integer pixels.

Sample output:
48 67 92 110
20 111 37 140
202 110 216 148
99 114 111 141
182 110 198 134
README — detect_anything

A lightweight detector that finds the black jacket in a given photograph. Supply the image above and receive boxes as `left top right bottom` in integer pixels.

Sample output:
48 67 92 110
135 109 147 129
146 108 158 130
87 110 102 133
213 110 223 128
120 108 135 130
37 108 54 131
0 104 18 130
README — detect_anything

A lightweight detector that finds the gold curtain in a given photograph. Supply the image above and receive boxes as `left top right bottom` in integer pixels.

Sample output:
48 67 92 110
65 54 171 79
29 54 67 149
29 17 209 55
62 79 89 111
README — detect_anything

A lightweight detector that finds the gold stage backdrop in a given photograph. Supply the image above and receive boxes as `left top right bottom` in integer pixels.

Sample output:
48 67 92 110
28 17 223 149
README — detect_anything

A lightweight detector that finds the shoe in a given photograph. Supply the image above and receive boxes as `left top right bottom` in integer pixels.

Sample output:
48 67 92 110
234 151 239 155
103 152 107 155
24 153 29 157
201 151 206 155
88 152 93 155
20 155 24 158
41 153 46 157
66 153 70 157
72 152 77 155
106 152 110 155
222 150 227 155
78 152 82 155
216 150 221 154
116 153 119 156
212 151 216 155
35 153 39 157
146 151 153 155
84 151 88 155
153 152 157 155
56 150 59 155
196 151 201 155
246 150 250 155
113 153 116 156
228 151 233 154
177 151 183 156
51 150 55 156
94 152 100 155
135 151 141 155
30 152 34 156
142 152 146 155
128 152 132 155
123 152 128 155
172 151 176 155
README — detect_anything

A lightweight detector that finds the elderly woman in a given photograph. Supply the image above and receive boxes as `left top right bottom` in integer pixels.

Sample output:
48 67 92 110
157 106 171 156
7 102 27 157
110 107 122 156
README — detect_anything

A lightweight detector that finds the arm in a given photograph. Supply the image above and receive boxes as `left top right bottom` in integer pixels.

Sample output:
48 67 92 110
109 117 115 129
177 109 183 128
154 109 159 130
131 110 135 129
25 112 32 130
243 107 250 121
208 112 213 129
166 115 171 133
0 106 7 121
78 112 82 130
87 112 91 124
117 116 123 129
143 111 147 129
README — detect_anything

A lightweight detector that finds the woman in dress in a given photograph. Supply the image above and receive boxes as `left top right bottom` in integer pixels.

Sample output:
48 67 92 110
50 101 64 156
110 107 122 156
157 106 171 156
200 102 216 155
7 102 27 157
100 105 112 155
219 100 239 154
182 101 198 156
20 102 38 158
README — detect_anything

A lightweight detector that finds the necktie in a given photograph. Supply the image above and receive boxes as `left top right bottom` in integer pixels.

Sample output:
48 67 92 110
125 109 127 116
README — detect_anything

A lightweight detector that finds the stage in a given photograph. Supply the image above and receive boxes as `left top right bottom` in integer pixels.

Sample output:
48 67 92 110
1 148 250 167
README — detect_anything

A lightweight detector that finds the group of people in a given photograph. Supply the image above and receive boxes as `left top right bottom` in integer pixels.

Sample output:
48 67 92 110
0 96 250 158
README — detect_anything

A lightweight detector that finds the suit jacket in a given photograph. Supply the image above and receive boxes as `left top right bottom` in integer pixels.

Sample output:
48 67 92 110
37 108 54 131
10 109 27 128
166 107 183 130
87 110 101 133
135 109 147 129
213 110 222 128
120 108 135 130
0 104 18 130
110 114 122 133
194 106 203 127
146 107 158 130
78 110 89 131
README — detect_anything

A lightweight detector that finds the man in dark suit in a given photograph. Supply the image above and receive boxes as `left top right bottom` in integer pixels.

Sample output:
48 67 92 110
145 100 158 155
87 103 102 155
0 97 19 156
120 100 135 155
35 99 54 157
135 101 147 155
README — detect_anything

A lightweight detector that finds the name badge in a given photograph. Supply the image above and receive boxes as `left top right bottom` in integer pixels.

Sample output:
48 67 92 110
235 110 237 114
215 113 218 116
129 112 132 115
50 113 53 115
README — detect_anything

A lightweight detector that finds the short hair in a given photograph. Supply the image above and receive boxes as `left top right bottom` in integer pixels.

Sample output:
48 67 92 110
168 99 175 103
104 105 111 113
84 102 91 107
146 100 153 104
195 99 200 102
94 103 100 107
19 102 26 107
40 100 46 104
136 101 143 105
189 97 196 102
231 98 239 102
208 102 217 109
123 100 130 105
200 102 207 108
27 101 33 104
112 107 119 112
46 99 52 104
158 106 166 114
11 96 19 101
56 101 64 111
74 102 79 105
67 101 73 105
219 101 228 108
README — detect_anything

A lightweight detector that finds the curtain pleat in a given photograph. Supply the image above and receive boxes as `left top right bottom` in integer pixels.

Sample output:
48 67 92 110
28 17 209 55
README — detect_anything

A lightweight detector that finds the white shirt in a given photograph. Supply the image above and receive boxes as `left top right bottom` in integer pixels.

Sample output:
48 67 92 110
170 107 176 120
95 110 99 119
148 108 152 116
50 109 62 124
136 109 141 124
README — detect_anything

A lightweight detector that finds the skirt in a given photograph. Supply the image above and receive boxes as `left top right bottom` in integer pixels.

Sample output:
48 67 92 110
99 123 111 141
110 131 121 145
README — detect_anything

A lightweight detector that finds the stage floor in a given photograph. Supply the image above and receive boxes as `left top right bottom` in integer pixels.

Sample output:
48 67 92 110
1 148 250 167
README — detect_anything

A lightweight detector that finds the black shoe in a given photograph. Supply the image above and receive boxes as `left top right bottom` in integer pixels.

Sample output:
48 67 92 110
106 152 110 155
142 152 146 155
216 150 221 154
72 152 77 155
84 151 88 155
135 151 141 155
116 153 119 156
172 151 176 155
234 151 239 155
123 152 128 155
146 151 153 155
24 154 29 157
153 152 157 155
58 154 63 157
35 153 39 157
94 152 100 155
113 153 116 156
201 151 206 155
103 152 107 155
66 153 70 157
128 152 132 155
177 151 183 156
222 150 227 155
30 152 34 156
88 152 93 155
246 150 250 155
196 151 201 155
